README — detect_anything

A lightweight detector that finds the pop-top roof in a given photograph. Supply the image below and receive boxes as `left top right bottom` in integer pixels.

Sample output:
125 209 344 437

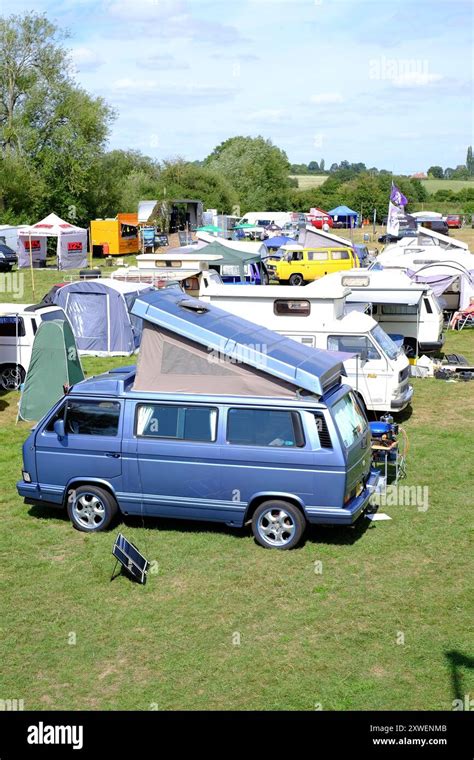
131 288 348 397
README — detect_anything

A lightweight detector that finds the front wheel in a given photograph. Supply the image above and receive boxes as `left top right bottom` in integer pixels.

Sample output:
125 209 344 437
67 485 118 532
289 273 304 286
252 500 306 549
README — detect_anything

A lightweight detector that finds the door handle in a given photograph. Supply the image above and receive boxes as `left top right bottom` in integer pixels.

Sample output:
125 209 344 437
105 452 120 458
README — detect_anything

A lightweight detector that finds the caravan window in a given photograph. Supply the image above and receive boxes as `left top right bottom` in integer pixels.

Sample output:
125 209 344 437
0 316 25 337
136 404 217 442
423 297 433 314
328 335 381 361
330 249 350 260
274 300 310 316
227 409 305 448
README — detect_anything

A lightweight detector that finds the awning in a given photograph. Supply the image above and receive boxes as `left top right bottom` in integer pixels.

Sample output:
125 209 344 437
346 290 423 307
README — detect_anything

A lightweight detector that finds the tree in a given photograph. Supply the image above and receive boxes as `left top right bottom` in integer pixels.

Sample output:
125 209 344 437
319 158 325 173
444 167 454 179
451 164 469 180
466 146 474 176
427 166 444 179
156 159 237 214
0 12 114 224
0 12 70 155
204 136 292 210
307 161 320 173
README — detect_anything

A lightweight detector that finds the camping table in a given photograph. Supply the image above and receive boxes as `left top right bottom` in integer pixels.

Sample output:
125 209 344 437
371 440 402 484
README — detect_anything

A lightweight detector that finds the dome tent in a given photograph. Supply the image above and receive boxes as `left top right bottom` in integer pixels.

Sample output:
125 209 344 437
52 279 154 356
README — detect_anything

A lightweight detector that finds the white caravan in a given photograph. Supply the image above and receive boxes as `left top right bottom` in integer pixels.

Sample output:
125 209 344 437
0 303 67 390
199 274 413 414
318 269 444 355
236 211 293 227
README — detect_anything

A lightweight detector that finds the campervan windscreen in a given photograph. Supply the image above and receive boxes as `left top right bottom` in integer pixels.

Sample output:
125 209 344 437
331 391 368 449
371 324 400 360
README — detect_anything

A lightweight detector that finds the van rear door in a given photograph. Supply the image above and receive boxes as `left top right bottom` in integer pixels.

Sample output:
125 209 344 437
329 392 371 500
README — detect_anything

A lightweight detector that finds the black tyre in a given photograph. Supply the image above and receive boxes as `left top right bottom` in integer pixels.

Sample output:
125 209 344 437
67 485 118 532
289 273 304 286
251 500 306 549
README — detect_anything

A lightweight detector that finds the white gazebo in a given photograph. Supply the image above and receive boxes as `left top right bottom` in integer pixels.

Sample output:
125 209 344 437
18 212 88 270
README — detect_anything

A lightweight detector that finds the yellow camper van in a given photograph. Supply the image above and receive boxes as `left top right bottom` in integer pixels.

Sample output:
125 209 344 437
90 213 139 256
267 246 359 285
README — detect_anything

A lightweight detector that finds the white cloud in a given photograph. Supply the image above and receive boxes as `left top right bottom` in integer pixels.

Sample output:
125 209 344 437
310 93 344 104
136 54 189 71
69 46 103 71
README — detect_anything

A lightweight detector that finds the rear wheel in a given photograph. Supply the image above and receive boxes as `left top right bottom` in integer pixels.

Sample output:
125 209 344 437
0 364 25 391
252 500 306 549
289 273 304 286
67 485 118 532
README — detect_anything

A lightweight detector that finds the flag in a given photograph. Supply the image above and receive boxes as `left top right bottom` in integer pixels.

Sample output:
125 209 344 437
390 183 408 207
387 201 401 236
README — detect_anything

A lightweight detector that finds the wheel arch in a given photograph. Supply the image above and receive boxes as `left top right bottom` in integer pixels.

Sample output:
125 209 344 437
244 492 307 524
63 478 120 510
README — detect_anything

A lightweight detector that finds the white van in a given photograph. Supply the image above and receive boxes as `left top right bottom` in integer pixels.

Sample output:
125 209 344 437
199 274 413 414
0 304 66 390
319 270 445 355
237 211 293 228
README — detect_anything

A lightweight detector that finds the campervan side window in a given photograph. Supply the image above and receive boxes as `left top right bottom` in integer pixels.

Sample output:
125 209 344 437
381 304 418 315
136 404 218 442
65 400 121 436
330 249 350 260
0 316 25 337
306 251 328 261
226 408 305 448
274 300 310 317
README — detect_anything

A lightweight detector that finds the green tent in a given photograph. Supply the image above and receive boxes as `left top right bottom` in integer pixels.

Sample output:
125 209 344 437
19 319 84 422
198 241 261 280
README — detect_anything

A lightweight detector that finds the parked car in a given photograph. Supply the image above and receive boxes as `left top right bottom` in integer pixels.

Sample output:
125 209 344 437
445 215 462 229
419 220 449 236
0 243 18 272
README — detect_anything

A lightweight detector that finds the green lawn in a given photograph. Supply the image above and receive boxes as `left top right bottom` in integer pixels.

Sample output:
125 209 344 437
0 302 473 709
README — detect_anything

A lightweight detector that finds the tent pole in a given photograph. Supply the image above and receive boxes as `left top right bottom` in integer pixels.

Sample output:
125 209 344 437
29 232 36 300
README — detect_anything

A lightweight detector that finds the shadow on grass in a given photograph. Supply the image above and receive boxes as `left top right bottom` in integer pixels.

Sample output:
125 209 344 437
28 505 372 548
445 650 474 703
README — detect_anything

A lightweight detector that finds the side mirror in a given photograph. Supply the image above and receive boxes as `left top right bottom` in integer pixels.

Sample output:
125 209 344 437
54 418 66 440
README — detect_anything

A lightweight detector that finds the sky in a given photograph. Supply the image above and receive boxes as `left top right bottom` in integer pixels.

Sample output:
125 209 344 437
2 0 473 173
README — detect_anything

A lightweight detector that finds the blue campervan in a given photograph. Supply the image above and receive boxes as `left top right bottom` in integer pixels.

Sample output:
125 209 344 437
17 290 379 549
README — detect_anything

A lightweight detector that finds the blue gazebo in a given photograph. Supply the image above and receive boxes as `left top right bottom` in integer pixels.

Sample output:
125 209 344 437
328 205 359 228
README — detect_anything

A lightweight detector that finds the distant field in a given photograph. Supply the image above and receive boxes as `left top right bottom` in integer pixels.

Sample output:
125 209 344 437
420 179 474 194
290 174 327 190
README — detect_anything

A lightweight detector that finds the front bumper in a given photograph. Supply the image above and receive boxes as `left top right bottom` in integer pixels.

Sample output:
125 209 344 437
306 469 380 525
391 383 413 411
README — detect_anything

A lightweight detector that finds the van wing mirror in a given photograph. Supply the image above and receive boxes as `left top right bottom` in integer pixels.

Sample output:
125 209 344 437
54 418 66 440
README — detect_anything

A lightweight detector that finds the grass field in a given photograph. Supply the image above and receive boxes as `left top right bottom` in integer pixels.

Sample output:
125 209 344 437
421 179 474 194
290 174 327 190
0 261 473 710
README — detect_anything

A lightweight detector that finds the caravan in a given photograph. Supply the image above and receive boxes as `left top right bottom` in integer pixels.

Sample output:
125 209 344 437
199 275 413 413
